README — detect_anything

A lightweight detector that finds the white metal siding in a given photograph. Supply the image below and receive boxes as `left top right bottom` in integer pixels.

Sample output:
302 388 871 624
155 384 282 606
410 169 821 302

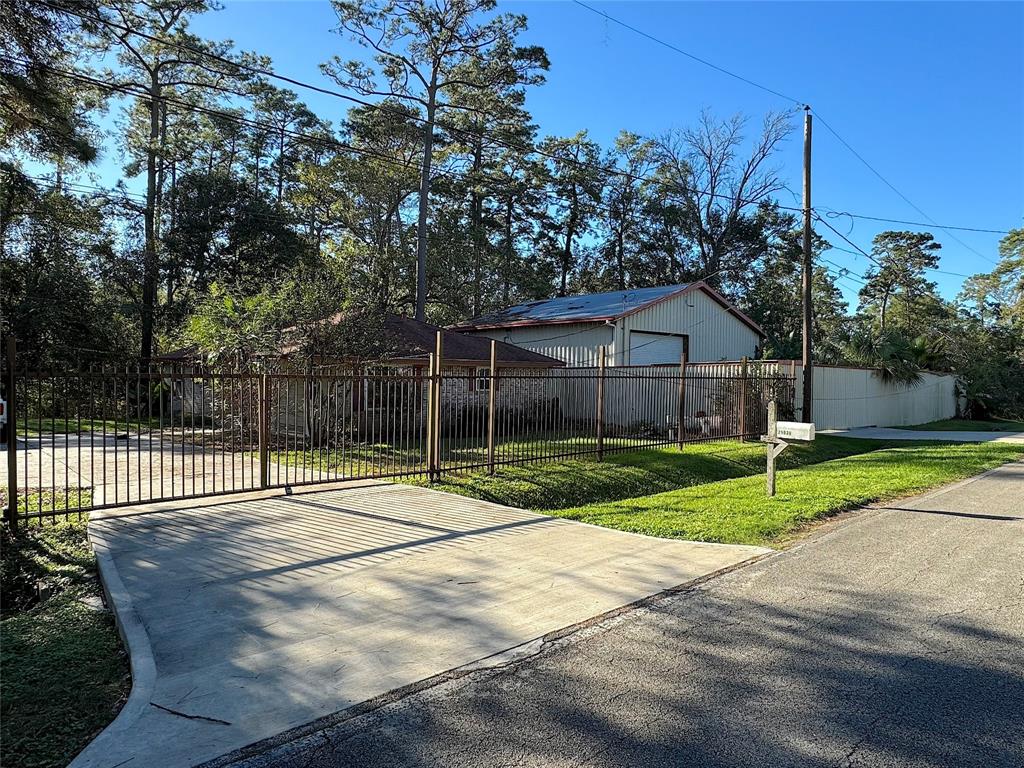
620 288 760 364
791 364 958 429
463 286 759 367
468 323 613 368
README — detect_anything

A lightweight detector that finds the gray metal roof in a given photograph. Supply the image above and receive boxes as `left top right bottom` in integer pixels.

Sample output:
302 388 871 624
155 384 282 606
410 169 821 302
455 285 691 328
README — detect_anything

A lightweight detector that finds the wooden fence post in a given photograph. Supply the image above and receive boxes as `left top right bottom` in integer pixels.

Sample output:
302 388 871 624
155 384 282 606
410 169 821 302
738 355 749 440
596 345 606 461
677 350 688 450
258 373 269 489
766 399 778 496
5 337 18 533
486 339 497 475
425 352 435 481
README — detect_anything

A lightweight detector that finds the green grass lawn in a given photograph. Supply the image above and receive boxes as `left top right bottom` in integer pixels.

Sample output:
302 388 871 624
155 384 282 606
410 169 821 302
554 441 1024 547
897 417 1024 432
21 416 167 436
410 435 896 510
270 434 656 477
1 498 129 768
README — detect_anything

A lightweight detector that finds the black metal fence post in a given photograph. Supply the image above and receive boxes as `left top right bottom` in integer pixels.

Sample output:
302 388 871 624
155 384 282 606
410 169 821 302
677 350 688 450
739 356 749 440
486 339 497 475
595 346 606 461
4 337 17 533
259 373 269 489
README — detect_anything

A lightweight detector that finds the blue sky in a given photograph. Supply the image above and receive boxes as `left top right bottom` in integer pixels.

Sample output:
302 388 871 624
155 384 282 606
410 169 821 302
91 0 1024 308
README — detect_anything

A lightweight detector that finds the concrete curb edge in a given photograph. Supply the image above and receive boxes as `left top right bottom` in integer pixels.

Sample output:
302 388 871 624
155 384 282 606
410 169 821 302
68 523 159 768
198 547 777 768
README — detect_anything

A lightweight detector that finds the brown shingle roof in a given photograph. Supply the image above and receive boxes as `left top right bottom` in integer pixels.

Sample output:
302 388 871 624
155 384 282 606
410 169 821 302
156 314 563 368
379 315 563 367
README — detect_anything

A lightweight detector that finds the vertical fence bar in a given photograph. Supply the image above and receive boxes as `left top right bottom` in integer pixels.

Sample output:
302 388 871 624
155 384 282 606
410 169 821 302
258 373 269 489
595 346 606 461
425 353 435 480
676 350 688 450
739 356 749 440
486 340 497 475
4 337 17 532
432 331 444 481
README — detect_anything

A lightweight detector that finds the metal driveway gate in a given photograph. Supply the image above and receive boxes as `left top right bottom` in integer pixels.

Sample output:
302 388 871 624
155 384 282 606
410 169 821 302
2 337 795 529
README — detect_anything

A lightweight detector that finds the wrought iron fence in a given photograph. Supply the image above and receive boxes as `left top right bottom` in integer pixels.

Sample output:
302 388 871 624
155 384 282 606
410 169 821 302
1 337 795 527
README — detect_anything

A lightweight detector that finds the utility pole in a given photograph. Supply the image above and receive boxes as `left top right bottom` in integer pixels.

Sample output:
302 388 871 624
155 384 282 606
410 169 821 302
801 106 814 423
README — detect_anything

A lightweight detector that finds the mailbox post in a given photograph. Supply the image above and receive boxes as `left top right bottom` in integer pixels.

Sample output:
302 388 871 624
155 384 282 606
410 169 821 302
759 401 815 496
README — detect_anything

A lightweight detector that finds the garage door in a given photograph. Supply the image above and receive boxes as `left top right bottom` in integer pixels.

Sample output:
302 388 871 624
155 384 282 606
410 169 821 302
629 332 685 366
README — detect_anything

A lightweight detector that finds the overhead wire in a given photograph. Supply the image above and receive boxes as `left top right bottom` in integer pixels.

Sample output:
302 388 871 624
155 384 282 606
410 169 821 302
17 1 1010 294
571 0 805 107
12 6 1010 244
27 0 811 215
810 113 1001 266
6 57 806 233
569 1 1009 265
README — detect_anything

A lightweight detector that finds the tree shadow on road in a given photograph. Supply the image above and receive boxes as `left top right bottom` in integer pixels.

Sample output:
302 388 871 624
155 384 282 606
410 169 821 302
250 572 1024 768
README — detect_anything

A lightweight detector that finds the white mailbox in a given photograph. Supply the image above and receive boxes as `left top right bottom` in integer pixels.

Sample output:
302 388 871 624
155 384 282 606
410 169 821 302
775 421 815 442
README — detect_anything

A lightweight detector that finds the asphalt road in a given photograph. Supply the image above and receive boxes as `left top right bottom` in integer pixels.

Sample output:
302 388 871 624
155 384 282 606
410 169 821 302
217 461 1024 768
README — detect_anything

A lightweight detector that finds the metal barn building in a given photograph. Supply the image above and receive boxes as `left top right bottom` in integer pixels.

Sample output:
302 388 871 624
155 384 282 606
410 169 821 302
450 282 765 367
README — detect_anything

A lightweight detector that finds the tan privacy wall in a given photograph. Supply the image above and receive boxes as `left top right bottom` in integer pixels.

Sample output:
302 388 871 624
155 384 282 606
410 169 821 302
793 364 958 429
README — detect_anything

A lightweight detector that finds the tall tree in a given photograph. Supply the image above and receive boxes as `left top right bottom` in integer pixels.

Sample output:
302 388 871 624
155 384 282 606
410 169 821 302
858 231 942 333
990 228 1024 325
0 0 102 163
538 132 604 296
597 131 656 291
737 211 847 361
653 110 790 285
323 0 547 321
328 102 421 313
0 171 135 367
94 0 253 359
441 56 540 317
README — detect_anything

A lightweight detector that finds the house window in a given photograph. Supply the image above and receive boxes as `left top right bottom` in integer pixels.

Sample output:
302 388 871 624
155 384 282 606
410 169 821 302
475 367 491 391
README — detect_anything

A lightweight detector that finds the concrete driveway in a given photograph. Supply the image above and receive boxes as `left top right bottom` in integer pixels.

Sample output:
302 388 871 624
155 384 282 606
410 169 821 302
826 426 1024 443
72 482 769 768
228 461 1024 768
8 433 301 507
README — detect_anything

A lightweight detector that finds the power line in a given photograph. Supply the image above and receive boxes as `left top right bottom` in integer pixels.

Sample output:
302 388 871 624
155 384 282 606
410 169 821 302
10 56 821 240
0 62 727 234
16 6 1011 290
572 0 804 107
569 1 1007 266
810 113 1001 266
29 0 813 216
818 257 867 286
3 57 424 167
820 208 1010 235
28 1 1014 245
816 215 979 282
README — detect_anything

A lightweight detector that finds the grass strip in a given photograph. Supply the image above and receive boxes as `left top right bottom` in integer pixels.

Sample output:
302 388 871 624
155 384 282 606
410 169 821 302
895 418 1024 432
408 436 895 510
552 441 1024 547
1 514 129 768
